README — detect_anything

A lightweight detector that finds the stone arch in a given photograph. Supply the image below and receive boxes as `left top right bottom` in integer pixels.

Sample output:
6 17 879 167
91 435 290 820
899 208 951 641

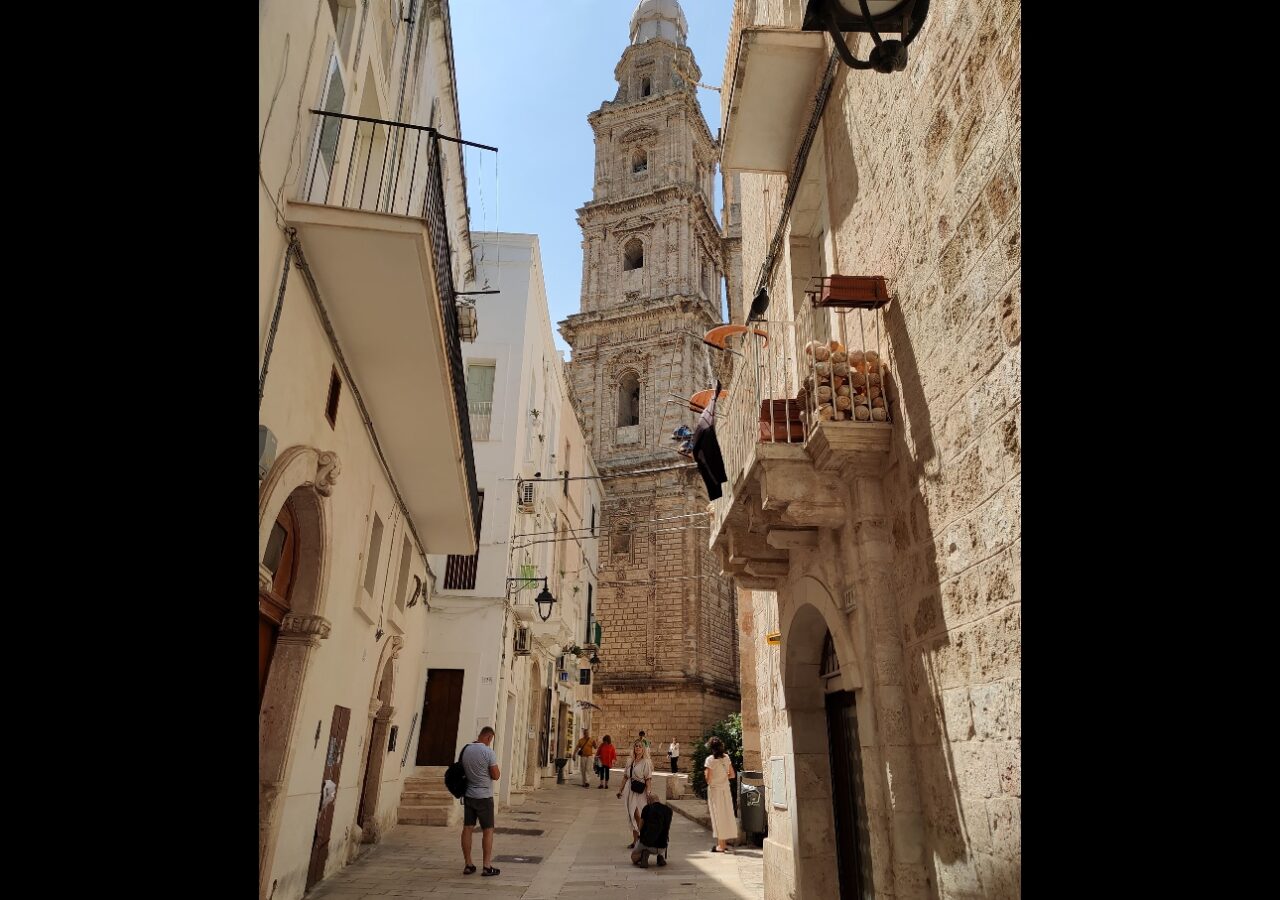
622 236 644 270
354 635 403 845
616 369 641 427
259 444 339 899
779 575 864 899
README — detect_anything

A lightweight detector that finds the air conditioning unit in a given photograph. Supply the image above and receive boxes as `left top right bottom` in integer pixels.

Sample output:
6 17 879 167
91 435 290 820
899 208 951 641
513 626 530 655
518 481 536 513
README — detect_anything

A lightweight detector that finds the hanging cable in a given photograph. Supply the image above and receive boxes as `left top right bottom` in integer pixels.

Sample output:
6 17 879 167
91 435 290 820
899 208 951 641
259 231 298 410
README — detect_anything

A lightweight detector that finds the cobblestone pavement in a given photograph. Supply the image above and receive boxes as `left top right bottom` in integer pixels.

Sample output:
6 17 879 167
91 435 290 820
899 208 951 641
309 777 764 899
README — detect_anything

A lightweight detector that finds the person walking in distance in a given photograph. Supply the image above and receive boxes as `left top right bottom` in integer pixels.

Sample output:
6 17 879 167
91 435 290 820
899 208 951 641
617 739 654 849
668 738 680 774
575 728 597 788
596 735 617 789
704 736 737 854
459 727 502 877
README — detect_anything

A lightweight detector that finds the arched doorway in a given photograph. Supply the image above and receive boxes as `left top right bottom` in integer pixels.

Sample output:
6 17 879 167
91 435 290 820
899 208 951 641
356 638 401 844
259 446 338 900
822 632 874 900
781 578 868 900
260 501 298 708
525 661 542 788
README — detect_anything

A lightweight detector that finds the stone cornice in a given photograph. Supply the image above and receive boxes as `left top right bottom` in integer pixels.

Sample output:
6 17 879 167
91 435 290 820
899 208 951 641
588 88 717 156
560 295 721 339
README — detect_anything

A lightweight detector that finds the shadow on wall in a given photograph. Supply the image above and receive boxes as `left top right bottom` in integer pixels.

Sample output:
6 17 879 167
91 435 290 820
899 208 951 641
883 297 968 874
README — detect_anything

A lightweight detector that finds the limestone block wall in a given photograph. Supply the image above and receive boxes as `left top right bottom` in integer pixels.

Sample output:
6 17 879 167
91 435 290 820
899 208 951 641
725 0 1021 897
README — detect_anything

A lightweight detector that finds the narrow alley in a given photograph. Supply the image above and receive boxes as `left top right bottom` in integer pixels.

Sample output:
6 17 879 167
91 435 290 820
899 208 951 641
307 778 764 900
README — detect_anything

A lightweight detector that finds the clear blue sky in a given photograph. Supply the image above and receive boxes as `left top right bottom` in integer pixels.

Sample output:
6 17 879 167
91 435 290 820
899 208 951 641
451 1 732 355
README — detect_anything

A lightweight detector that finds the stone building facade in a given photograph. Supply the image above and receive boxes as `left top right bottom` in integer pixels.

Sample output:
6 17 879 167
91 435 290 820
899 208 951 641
258 1 483 897
559 0 739 760
713 1 1020 898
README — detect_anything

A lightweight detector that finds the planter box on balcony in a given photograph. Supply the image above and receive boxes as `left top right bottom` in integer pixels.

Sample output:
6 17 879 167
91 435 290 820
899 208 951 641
759 399 805 443
809 275 889 309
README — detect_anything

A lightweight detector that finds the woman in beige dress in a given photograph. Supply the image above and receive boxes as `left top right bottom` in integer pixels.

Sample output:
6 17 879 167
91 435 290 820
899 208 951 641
704 736 737 853
617 739 654 848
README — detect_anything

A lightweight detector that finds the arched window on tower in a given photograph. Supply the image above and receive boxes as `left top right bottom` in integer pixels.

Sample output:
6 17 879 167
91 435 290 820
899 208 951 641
641 76 652 97
623 237 644 271
632 148 648 174
617 371 640 427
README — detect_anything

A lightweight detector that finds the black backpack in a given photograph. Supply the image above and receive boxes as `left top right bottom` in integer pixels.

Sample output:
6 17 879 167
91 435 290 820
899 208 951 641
445 743 474 799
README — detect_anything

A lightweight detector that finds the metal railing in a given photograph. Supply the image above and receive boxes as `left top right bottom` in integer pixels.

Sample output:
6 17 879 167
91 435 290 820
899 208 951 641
710 303 894 540
469 400 493 441
301 109 483 541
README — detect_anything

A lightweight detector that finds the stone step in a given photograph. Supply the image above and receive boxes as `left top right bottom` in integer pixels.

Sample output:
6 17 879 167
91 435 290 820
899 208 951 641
398 803 459 827
400 789 455 804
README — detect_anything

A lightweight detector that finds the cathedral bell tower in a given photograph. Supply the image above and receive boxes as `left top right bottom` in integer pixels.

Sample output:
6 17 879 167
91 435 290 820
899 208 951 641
559 0 740 758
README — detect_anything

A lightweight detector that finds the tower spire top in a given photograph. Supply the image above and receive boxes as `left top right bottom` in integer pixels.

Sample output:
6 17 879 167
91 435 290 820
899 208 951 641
629 0 687 47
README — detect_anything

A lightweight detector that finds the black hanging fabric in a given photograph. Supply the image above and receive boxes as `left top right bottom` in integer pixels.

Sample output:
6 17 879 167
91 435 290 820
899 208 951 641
692 380 729 500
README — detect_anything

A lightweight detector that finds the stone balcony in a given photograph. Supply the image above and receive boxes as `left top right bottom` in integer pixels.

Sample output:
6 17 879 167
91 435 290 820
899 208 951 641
711 423 891 589
708 319 895 587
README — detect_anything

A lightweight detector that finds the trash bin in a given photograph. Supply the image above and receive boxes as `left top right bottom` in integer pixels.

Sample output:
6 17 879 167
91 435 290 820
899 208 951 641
738 770 766 839
555 758 568 784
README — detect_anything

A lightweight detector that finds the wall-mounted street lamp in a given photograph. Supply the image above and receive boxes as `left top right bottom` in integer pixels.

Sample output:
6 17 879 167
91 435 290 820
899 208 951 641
589 651 601 672
506 576 557 622
802 0 931 73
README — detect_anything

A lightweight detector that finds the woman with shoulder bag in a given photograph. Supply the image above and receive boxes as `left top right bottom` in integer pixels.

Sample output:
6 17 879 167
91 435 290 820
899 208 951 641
704 736 737 853
617 739 653 849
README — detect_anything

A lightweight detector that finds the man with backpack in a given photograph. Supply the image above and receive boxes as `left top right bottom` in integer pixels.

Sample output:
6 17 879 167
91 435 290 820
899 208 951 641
448 726 501 877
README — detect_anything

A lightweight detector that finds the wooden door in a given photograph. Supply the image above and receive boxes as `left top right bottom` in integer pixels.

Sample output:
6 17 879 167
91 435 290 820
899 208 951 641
307 705 352 891
260 503 297 708
825 690 874 900
538 687 551 767
416 669 465 766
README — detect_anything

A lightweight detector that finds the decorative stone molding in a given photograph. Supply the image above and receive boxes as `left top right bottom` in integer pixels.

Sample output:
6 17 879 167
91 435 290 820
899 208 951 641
315 451 341 497
279 613 332 643
259 564 273 594
388 635 405 659
374 704 396 722
368 697 384 718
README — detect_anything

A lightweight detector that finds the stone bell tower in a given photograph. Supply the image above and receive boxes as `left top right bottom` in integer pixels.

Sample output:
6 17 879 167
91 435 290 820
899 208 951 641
560 0 739 756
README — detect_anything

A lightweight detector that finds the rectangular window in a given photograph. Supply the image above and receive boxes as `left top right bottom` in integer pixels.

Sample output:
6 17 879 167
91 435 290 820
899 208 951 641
363 512 384 595
394 535 412 611
325 366 342 428
444 491 483 590
579 669 591 686
467 363 496 441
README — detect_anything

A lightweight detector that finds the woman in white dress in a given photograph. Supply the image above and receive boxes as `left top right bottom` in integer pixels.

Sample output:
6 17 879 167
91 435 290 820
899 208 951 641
704 736 737 853
617 739 654 849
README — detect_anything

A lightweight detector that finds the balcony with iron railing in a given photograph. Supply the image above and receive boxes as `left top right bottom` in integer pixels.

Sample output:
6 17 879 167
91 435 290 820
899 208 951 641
708 280 896 589
286 110 489 554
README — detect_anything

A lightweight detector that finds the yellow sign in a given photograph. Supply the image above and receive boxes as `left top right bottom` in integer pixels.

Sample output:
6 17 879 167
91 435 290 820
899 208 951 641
765 630 781 646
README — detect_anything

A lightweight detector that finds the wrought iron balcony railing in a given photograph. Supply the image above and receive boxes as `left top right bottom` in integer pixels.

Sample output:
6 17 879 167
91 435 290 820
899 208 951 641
709 302 894 542
301 108 482 541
